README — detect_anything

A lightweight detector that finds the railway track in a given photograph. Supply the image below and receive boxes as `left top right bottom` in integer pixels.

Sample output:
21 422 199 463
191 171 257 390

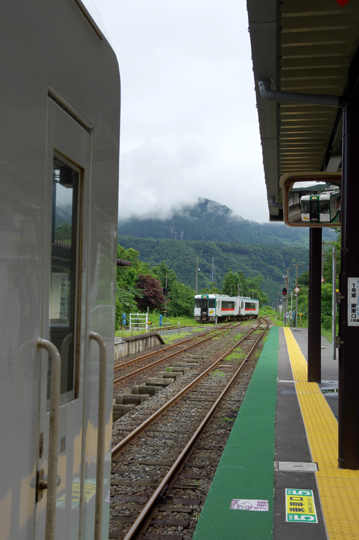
113 323 237 388
110 319 269 539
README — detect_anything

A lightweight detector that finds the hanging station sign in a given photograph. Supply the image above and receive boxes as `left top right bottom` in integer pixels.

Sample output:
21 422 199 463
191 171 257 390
348 278 359 326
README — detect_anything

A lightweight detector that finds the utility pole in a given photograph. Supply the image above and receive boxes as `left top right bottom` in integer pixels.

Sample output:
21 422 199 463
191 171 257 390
286 268 289 325
322 241 326 280
165 272 168 319
293 263 303 329
211 257 215 283
195 258 198 295
283 269 289 325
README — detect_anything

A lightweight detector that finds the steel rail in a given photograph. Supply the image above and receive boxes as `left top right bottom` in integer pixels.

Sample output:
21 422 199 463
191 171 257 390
114 323 234 372
113 325 238 385
122 322 269 539
111 322 261 458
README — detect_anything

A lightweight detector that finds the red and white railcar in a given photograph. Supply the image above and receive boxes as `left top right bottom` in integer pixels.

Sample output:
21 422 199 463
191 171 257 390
194 294 259 322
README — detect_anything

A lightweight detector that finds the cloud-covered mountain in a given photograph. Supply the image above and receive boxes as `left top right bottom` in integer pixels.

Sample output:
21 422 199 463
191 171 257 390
118 198 336 246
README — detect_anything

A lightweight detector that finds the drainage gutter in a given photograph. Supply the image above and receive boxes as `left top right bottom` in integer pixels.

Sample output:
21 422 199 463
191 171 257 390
258 80 345 108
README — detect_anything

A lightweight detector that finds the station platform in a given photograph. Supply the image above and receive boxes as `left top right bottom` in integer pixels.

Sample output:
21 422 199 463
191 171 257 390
193 326 359 540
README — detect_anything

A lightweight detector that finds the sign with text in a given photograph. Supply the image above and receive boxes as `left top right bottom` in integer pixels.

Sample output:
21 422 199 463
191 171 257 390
230 499 268 512
348 278 359 326
285 489 318 523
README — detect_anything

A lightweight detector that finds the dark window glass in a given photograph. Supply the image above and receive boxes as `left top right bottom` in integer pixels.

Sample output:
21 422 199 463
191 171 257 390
301 200 310 214
208 299 215 308
311 201 319 214
320 201 329 214
48 157 80 402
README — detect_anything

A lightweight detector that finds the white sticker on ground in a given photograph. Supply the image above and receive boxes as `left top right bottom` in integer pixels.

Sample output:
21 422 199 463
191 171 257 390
230 499 269 511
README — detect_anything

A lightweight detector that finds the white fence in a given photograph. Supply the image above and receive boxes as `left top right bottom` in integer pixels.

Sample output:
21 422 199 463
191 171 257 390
129 312 149 332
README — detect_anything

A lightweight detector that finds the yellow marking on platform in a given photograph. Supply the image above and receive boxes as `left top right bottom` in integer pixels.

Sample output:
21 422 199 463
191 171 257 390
284 328 359 539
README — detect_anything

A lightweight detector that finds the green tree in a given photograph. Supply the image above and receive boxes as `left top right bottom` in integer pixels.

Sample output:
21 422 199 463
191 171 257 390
222 269 241 296
152 261 177 292
167 281 195 317
221 270 268 307
201 282 221 294
246 275 269 307
152 261 195 317
55 222 72 243
116 245 144 327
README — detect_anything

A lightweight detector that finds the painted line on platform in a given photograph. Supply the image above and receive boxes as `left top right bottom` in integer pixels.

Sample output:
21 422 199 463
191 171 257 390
284 327 359 539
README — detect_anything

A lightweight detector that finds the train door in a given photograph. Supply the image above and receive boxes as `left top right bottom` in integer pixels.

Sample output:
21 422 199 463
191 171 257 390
35 99 90 540
310 198 319 222
201 298 208 319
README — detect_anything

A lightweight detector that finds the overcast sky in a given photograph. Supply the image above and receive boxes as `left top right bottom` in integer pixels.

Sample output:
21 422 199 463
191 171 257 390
84 0 269 222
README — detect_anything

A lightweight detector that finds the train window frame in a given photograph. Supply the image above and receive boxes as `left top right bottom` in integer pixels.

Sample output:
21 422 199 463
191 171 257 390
222 301 235 309
280 172 341 227
48 152 84 406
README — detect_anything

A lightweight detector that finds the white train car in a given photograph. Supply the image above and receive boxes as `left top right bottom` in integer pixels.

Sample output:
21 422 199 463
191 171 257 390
194 294 259 322
300 190 341 223
241 297 260 318
0 2 120 540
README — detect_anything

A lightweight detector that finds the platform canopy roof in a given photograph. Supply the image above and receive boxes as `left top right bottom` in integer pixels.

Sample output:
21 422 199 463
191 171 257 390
247 0 359 220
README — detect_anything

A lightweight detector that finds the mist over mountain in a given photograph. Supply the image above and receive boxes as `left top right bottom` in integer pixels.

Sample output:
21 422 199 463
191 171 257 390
117 198 337 305
118 198 335 246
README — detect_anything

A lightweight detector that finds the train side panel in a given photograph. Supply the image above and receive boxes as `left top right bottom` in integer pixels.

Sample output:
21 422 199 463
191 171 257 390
0 2 120 539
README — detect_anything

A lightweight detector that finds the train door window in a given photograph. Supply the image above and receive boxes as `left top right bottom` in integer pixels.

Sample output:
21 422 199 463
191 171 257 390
48 155 81 403
301 200 310 214
320 200 329 214
310 200 319 221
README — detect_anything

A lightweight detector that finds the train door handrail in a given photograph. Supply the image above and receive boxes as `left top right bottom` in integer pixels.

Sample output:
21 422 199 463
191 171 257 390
37 338 62 540
89 331 107 540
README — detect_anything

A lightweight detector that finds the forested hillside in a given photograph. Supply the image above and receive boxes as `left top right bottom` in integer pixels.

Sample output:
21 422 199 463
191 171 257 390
118 198 336 247
117 235 309 306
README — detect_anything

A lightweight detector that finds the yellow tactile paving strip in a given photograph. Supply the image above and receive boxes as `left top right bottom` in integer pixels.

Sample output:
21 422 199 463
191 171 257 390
284 328 359 539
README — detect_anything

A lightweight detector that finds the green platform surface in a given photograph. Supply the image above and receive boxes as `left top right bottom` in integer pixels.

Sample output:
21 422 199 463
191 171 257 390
193 327 279 540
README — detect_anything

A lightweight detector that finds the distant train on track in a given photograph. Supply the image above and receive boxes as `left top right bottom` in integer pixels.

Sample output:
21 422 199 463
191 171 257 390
194 294 259 323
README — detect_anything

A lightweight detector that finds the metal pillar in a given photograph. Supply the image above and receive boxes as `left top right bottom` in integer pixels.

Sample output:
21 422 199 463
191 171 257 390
308 227 322 383
332 246 337 360
338 99 359 469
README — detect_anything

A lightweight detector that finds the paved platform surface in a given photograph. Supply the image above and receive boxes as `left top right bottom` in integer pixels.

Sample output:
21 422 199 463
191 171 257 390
192 325 359 540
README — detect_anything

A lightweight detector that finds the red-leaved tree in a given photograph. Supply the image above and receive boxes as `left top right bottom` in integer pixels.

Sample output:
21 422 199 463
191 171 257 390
136 274 166 311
